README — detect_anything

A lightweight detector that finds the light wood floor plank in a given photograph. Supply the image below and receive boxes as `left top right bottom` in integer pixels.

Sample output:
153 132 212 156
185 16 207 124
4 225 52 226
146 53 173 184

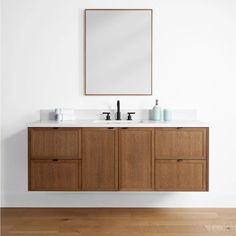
1 208 236 236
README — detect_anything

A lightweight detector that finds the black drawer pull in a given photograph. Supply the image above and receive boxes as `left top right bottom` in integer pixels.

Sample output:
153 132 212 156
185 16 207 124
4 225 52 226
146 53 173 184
177 159 183 162
52 159 59 162
52 127 59 129
176 127 183 129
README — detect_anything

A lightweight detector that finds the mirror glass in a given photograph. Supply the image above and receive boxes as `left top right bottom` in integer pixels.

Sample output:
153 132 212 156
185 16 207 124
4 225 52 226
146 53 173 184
85 9 152 95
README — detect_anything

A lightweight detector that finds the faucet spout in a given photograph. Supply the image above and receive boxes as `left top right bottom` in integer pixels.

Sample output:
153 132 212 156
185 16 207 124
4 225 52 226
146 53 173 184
116 100 121 120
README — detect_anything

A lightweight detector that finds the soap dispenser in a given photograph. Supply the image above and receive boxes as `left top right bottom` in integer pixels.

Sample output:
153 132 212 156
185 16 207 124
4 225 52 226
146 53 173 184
152 99 161 121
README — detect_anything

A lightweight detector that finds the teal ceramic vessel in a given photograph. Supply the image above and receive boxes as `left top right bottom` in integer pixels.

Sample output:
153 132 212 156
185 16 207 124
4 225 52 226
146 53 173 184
163 109 172 122
152 100 161 121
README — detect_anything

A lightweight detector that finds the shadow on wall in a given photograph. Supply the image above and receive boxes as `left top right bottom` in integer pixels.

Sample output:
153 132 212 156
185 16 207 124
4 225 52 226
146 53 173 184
2 128 28 201
18 191 177 208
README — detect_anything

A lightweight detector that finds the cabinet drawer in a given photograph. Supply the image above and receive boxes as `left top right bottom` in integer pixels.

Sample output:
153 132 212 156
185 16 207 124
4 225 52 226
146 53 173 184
155 128 208 159
30 160 81 191
29 128 81 159
155 160 207 191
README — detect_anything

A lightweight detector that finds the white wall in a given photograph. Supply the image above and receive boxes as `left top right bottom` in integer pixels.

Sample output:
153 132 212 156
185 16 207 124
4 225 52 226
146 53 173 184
1 0 236 207
0 0 2 206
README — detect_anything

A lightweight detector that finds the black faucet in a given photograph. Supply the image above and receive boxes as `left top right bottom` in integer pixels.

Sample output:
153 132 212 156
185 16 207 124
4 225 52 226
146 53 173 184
116 100 121 120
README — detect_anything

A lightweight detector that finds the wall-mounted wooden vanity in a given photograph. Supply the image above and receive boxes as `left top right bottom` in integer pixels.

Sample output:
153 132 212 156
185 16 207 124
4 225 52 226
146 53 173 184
28 124 209 191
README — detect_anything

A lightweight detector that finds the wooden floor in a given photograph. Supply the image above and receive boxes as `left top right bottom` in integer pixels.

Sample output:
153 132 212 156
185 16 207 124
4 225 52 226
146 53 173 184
1 208 236 236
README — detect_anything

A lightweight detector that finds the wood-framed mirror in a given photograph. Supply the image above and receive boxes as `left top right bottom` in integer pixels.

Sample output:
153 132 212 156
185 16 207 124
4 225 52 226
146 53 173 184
85 9 153 95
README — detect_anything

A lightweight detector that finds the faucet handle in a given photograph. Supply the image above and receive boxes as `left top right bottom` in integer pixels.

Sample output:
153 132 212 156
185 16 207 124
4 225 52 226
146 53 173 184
127 112 135 120
102 112 111 120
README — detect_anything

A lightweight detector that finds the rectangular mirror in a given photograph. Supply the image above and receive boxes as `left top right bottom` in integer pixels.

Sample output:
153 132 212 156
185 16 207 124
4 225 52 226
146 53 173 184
85 9 153 95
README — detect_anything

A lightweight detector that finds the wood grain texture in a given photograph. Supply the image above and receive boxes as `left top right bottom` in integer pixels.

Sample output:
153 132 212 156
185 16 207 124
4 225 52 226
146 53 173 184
119 128 154 191
29 128 81 159
1 208 236 236
30 160 81 191
81 128 118 191
155 160 207 191
155 128 207 159
28 127 209 192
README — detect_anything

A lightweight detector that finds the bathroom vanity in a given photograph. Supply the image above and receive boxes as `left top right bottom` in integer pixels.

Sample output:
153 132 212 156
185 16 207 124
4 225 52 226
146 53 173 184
28 121 209 192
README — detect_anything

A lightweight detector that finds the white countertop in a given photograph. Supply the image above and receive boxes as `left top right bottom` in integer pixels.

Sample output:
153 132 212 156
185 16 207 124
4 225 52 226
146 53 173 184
28 120 209 128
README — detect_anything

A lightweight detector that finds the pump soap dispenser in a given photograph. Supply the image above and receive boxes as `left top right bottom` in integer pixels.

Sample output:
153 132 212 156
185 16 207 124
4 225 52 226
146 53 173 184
152 99 161 121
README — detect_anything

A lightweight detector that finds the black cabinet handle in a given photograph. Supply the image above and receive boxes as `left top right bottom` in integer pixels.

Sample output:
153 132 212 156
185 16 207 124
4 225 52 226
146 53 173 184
52 159 59 162
177 159 183 162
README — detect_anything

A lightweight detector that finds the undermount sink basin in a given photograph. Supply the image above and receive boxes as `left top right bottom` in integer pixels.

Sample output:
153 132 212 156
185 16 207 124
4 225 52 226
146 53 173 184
93 120 144 124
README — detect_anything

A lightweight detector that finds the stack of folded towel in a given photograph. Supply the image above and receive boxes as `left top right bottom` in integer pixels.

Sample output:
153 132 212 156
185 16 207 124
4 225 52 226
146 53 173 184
55 108 76 121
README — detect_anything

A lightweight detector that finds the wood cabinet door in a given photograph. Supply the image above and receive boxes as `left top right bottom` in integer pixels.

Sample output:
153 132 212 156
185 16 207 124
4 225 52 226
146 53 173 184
81 128 118 191
30 160 81 191
119 128 154 191
155 160 207 191
155 128 208 159
29 128 81 159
